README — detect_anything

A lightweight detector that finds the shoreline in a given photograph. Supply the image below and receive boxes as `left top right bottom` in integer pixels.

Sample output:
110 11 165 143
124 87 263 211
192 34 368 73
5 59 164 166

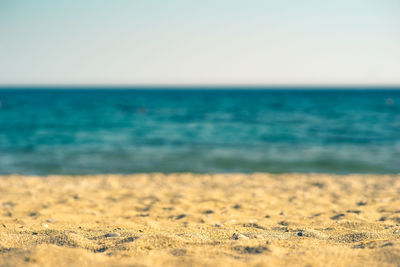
1 173 400 266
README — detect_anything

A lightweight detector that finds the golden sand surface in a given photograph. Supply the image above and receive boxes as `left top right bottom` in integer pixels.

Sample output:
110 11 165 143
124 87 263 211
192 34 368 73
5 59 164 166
0 173 400 267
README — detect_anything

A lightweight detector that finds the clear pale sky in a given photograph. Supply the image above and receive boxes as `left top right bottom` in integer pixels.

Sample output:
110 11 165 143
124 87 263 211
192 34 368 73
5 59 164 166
0 0 399 86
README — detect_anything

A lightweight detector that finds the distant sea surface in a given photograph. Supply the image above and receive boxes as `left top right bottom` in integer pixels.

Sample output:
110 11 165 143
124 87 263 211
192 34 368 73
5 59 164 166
0 88 399 175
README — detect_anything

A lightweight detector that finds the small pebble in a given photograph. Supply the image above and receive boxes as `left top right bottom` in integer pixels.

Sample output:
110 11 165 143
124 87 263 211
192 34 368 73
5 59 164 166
105 232 120 238
297 232 303 237
46 219 56 223
214 223 223 227
176 214 186 220
44 224 48 228
394 230 399 234
232 233 249 240
357 201 367 206
381 242 393 247
346 210 361 214
330 214 345 220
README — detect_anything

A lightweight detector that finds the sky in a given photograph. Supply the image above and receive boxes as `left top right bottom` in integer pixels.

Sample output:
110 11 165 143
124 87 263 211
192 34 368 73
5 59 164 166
0 0 399 86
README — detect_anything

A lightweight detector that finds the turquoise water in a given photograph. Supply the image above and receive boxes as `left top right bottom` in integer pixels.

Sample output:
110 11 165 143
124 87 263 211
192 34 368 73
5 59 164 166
0 88 399 175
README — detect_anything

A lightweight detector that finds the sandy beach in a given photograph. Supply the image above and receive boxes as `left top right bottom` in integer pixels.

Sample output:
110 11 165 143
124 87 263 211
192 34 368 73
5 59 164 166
0 173 400 266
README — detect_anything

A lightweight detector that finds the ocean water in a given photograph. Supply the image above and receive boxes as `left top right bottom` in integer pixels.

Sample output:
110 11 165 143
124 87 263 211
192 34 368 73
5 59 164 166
0 88 399 175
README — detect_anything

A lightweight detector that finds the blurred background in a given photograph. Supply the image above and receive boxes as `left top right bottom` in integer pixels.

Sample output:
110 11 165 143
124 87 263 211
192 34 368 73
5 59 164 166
0 1 399 175
0 89 399 174
1 0 399 85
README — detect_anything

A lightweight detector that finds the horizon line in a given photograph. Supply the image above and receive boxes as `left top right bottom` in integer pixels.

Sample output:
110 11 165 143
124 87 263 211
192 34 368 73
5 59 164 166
1 83 400 89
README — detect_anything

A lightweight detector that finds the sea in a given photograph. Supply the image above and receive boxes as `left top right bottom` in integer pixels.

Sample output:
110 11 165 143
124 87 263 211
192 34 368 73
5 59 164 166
0 88 399 175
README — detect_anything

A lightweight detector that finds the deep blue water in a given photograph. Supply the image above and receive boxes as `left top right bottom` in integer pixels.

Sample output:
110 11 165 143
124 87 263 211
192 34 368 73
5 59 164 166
0 88 399 175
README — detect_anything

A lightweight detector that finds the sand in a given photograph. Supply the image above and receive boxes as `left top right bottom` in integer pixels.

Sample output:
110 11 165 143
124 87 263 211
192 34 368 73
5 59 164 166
0 173 400 267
